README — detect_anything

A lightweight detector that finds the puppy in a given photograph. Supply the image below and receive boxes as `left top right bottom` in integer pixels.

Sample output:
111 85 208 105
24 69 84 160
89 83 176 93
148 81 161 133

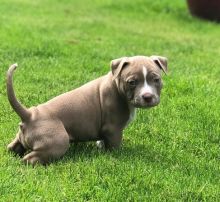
7 55 168 165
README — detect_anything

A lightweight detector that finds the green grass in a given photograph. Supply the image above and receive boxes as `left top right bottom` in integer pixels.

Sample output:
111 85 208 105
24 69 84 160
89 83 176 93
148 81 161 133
0 0 220 200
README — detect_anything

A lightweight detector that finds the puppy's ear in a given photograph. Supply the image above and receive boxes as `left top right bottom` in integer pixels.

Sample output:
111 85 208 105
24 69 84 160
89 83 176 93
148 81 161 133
110 57 129 80
150 55 168 74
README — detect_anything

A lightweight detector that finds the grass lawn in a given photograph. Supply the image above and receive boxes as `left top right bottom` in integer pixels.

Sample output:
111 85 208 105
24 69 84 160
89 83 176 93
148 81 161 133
0 0 220 200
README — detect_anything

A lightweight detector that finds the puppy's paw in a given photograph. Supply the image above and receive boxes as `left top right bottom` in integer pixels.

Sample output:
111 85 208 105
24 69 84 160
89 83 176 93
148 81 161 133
23 151 45 166
96 140 105 149
7 140 26 157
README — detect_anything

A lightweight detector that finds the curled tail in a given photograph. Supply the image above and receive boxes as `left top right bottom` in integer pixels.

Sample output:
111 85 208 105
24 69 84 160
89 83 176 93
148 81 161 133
7 64 31 121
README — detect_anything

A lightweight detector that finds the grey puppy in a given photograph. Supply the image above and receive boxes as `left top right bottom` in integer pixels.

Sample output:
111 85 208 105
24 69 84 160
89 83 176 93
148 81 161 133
7 55 168 165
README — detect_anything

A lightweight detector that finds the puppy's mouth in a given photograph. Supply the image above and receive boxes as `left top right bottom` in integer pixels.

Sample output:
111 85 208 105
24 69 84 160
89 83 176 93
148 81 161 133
130 97 160 108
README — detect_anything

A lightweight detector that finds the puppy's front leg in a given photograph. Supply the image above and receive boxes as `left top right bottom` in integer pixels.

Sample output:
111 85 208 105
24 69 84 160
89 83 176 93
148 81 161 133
101 127 122 150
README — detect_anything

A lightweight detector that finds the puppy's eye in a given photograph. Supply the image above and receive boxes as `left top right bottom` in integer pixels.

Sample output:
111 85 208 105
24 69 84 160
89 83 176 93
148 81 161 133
154 78 160 83
128 79 138 87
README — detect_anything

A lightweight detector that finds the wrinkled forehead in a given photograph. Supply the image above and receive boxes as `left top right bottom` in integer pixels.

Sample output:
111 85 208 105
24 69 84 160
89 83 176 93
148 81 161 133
122 56 161 77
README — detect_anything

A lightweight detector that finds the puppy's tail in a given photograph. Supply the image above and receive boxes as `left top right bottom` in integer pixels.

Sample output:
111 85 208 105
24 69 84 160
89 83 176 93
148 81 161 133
7 64 31 121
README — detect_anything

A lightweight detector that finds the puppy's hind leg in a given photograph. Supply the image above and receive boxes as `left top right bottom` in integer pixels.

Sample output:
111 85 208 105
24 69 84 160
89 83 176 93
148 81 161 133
7 131 27 157
22 121 70 166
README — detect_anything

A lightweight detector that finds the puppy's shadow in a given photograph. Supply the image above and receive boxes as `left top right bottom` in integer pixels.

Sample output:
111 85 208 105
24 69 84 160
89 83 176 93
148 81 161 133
61 142 101 163
59 141 171 166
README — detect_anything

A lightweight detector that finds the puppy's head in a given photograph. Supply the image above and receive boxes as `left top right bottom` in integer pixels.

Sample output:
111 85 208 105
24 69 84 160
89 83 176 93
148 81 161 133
111 55 168 108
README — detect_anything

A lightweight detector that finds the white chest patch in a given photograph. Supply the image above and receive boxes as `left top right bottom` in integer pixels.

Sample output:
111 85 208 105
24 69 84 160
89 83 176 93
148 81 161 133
140 66 153 95
125 106 136 127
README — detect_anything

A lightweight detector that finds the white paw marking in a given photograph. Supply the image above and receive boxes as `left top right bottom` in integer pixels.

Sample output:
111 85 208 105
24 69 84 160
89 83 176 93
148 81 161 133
96 140 105 149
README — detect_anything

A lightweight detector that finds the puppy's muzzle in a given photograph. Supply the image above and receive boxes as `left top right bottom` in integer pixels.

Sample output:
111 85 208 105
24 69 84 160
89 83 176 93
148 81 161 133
133 94 159 108
142 93 153 103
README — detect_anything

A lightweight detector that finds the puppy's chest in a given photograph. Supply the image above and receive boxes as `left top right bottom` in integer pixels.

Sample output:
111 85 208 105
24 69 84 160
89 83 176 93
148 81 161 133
125 107 136 127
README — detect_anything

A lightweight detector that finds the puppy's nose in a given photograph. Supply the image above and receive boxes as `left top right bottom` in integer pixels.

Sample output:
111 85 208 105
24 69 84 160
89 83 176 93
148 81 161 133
142 93 153 103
